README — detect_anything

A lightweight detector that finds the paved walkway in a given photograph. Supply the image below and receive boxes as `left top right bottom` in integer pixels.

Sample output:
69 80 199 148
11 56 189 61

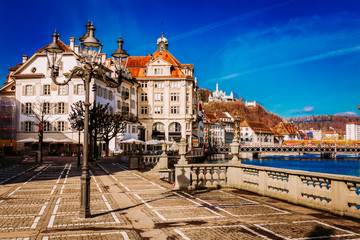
0 156 360 239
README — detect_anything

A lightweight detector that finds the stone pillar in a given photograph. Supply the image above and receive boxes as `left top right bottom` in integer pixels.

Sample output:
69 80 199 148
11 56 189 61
230 138 240 164
178 138 188 164
158 142 168 169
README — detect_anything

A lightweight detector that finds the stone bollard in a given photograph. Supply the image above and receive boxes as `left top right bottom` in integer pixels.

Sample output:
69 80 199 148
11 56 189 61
230 138 240 164
158 142 169 169
178 138 188 165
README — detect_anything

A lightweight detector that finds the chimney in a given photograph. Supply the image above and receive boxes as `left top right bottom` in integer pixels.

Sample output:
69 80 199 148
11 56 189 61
22 55 28 63
70 37 75 50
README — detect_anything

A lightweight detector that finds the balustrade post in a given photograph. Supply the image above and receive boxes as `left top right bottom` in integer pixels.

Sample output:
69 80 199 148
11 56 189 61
158 142 169 169
330 180 348 216
288 174 301 204
258 170 268 195
230 138 240 164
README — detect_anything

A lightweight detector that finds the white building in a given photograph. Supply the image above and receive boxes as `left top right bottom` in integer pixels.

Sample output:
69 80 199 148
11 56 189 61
208 83 234 102
126 33 200 148
245 101 257 107
11 27 139 155
346 123 360 140
240 120 275 146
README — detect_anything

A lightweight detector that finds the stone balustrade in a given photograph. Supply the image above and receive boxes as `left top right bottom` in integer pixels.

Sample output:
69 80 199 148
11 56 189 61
175 163 360 219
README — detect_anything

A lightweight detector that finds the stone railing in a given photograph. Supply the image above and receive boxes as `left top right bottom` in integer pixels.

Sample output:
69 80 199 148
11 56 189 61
189 164 228 188
175 163 360 219
138 155 160 167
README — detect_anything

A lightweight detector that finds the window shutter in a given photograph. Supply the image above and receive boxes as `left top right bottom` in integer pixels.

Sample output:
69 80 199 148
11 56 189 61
65 121 68 131
32 85 36 96
21 103 25 114
64 103 68 114
74 84 78 95
65 85 69 95
49 123 53 132
41 85 43 96
22 86 25 96
21 122 25 132
31 103 34 114
33 122 39 132
54 122 58 131
53 103 58 114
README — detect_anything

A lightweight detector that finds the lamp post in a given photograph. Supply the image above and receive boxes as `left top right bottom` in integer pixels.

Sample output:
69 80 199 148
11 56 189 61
92 84 97 161
46 24 105 218
330 126 337 159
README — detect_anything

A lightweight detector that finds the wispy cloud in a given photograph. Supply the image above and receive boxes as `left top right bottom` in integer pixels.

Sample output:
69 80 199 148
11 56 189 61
170 0 296 42
131 0 296 53
234 45 360 76
335 111 358 116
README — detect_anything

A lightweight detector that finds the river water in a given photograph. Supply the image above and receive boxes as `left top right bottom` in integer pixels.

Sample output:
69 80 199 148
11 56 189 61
205 154 360 177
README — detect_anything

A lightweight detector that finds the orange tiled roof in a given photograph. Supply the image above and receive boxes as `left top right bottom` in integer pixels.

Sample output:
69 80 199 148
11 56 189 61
241 120 274 134
127 50 190 78
274 122 299 135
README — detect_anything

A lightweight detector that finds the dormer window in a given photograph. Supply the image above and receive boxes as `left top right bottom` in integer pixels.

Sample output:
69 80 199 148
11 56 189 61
154 68 163 75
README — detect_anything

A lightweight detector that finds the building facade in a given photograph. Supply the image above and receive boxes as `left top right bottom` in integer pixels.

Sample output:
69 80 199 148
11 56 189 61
346 123 360 140
240 120 275 146
126 34 200 147
9 31 139 155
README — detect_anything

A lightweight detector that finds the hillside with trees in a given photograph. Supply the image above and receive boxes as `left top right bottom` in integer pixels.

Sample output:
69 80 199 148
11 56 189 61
202 100 283 128
288 115 360 135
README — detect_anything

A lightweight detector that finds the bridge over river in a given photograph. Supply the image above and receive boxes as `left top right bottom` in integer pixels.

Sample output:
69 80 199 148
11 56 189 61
209 146 360 158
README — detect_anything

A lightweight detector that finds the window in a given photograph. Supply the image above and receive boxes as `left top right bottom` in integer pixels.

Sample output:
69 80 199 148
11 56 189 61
43 102 50 114
186 93 189 102
186 123 190 130
25 103 32 114
57 121 65 131
132 126 136 133
97 86 102 97
43 85 50 95
186 107 189 114
58 85 68 95
155 93 163 101
141 107 147 115
170 93 180 101
143 69 147 75
154 68 163 75
131 87 135 95
117 100 121 109
24 85 33 96
141 82 147 88
170 81 180 88
109 91 113 101
170 106 179 114
154 106 163 114
141 93 148 101
154 81 164 88
103 89 108 99
58 102 65 114
77 84 85 95
25 121 32 132
43 121 50 132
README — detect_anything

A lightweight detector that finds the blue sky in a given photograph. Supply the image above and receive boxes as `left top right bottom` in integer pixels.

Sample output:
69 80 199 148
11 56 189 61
1 0 360 118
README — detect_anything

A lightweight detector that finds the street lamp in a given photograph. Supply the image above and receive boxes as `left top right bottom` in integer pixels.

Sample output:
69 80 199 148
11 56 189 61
111 35 130 84
329 126 337 159
46 23 105 218
92 84 97 161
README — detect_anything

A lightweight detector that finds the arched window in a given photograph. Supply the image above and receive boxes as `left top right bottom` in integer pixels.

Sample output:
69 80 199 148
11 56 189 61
169 122 181 132
152 122 165 131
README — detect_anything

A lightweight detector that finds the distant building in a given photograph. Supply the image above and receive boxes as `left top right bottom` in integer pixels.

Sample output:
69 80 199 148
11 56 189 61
325 131 339 140
245 101 257 107
240 120 275 146
272 122 305 140
300 128 323 140
203 111 225 147
208 83 234 102
346 123 360 140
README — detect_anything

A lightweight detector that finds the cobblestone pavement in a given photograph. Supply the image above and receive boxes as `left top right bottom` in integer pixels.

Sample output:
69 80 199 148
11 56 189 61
0 157 360 239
